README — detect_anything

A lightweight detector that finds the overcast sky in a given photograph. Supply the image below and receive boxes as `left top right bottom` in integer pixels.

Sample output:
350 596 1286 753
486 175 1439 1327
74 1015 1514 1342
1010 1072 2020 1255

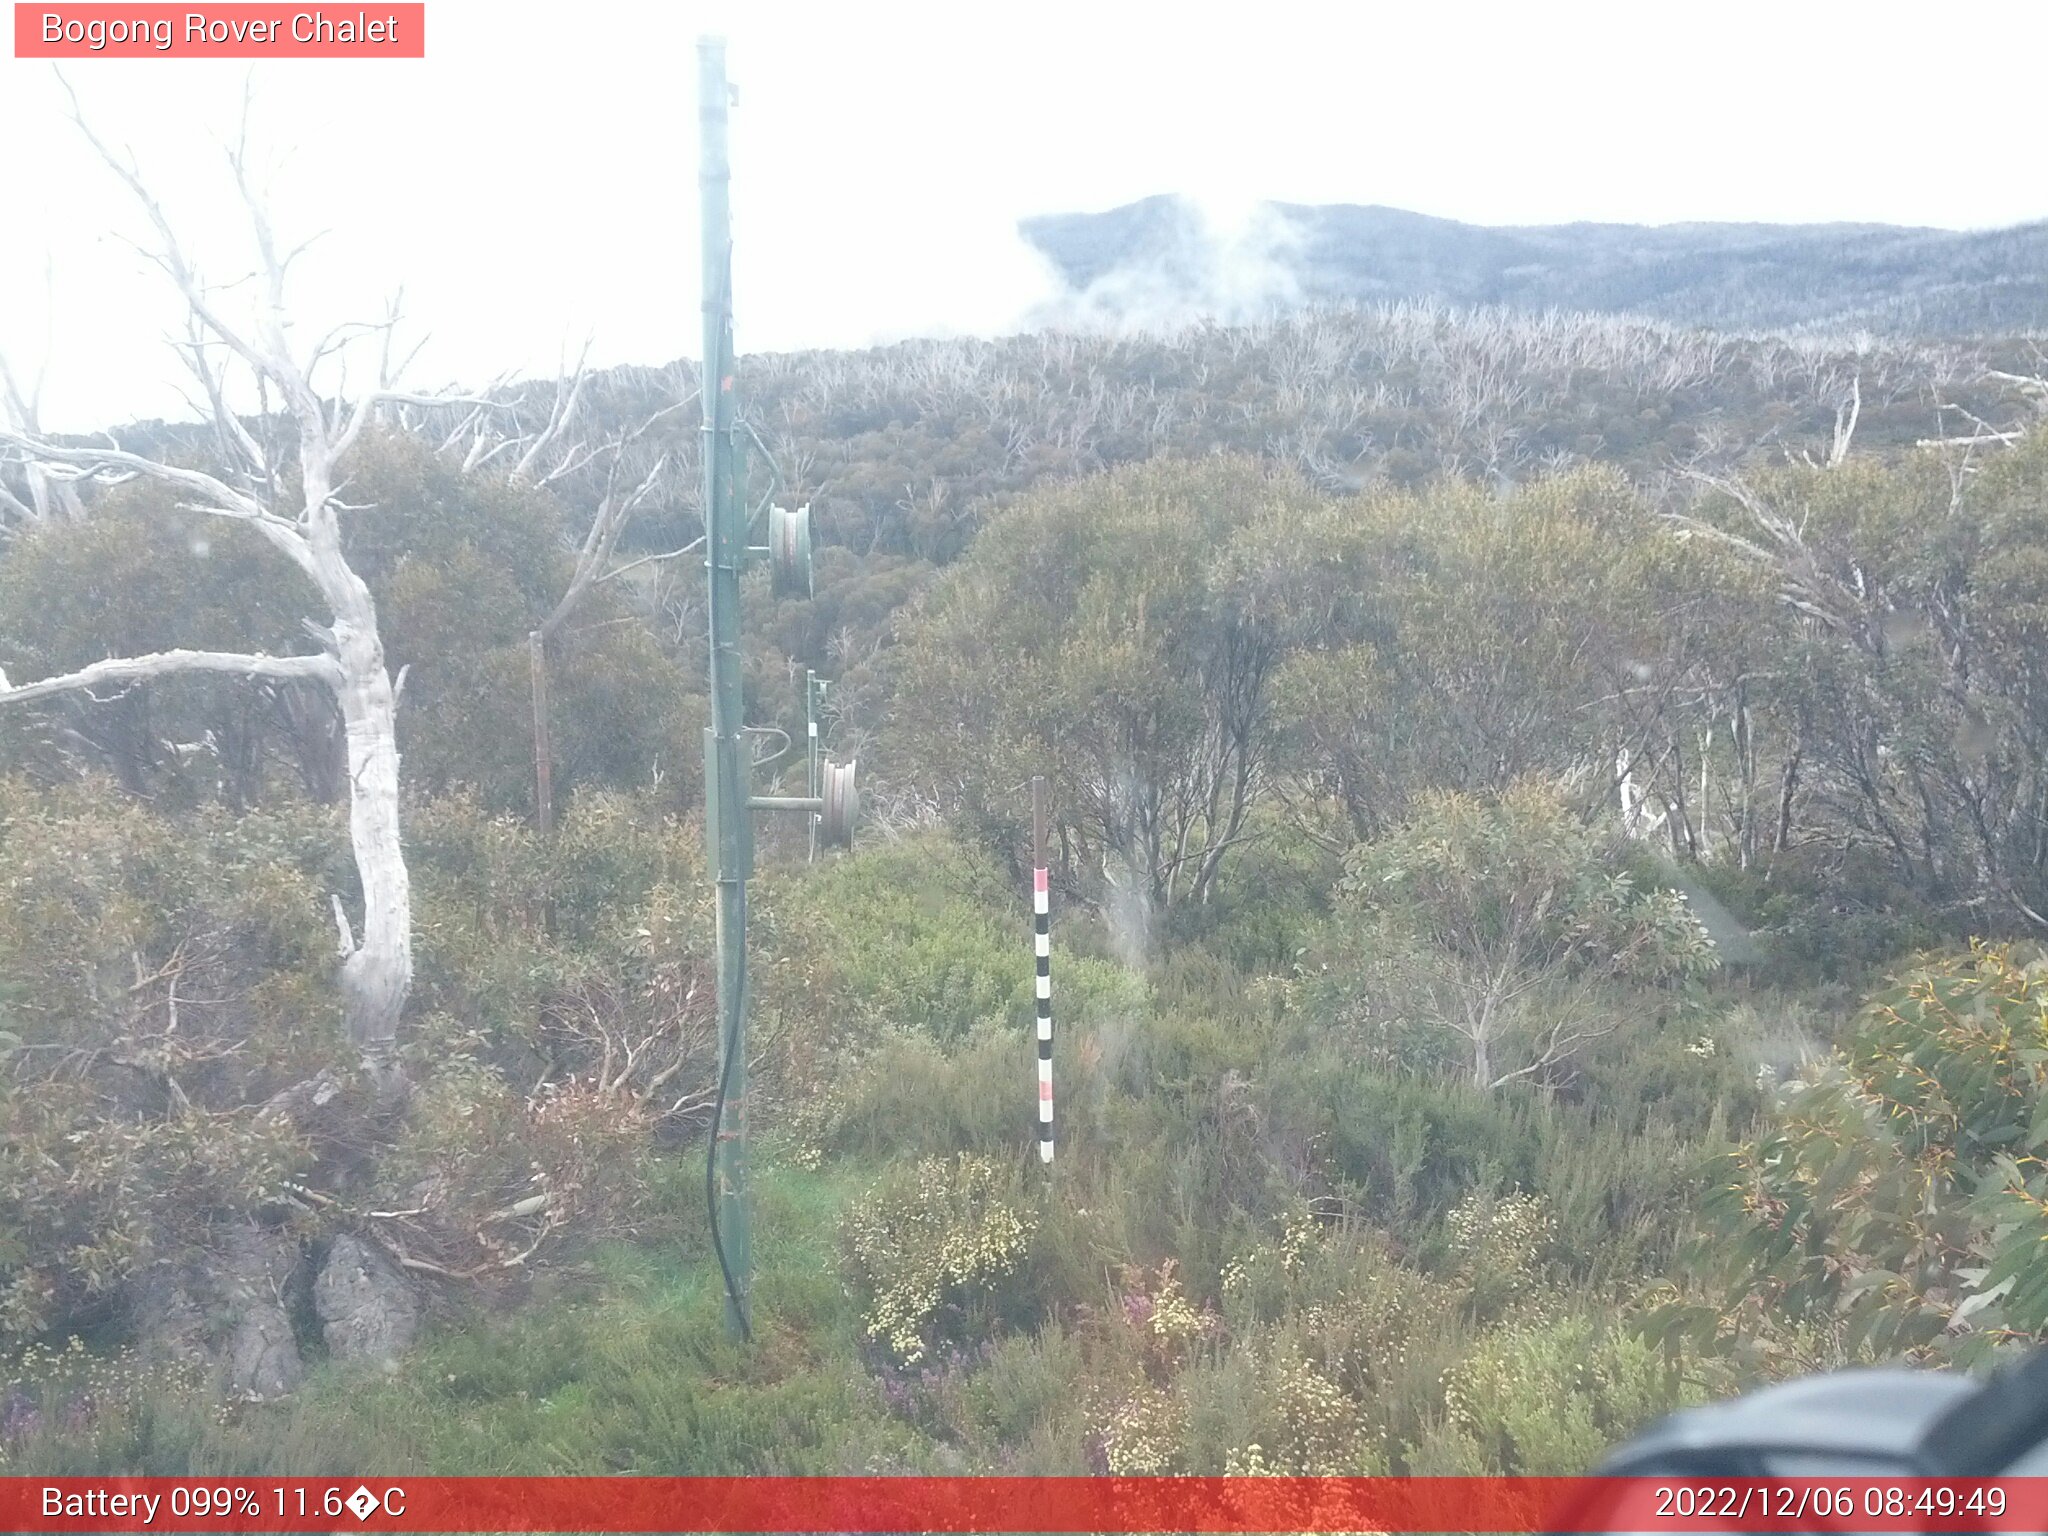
6 0 2045 430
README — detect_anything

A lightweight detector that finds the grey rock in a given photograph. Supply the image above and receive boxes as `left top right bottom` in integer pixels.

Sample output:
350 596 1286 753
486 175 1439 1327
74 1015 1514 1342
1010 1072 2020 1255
217 1224 306 1400
314 1233 419 1366
131 1224 306 1401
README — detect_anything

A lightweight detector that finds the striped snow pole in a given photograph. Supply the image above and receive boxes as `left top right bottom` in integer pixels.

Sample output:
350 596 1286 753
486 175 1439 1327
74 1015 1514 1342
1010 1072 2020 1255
1032 777 1054 1164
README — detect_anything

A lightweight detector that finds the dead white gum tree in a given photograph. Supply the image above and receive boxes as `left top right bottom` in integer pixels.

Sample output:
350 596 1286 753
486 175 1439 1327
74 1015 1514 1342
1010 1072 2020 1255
421 354 695 835
0 99 479 1094
0 348 86 527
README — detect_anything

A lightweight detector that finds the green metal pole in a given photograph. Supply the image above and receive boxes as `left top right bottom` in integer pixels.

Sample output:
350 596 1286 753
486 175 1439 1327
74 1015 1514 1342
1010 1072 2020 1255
700 34 752 1341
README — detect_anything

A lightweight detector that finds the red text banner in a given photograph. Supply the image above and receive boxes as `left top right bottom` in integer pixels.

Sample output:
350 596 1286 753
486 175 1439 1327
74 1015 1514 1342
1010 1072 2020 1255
3 1476 2046 1532
14 5 425 57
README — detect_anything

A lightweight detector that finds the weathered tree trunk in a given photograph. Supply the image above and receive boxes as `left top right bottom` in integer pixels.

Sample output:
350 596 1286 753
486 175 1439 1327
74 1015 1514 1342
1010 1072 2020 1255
1775 747 1803 853
316 520 413 1088
336 647 410 1082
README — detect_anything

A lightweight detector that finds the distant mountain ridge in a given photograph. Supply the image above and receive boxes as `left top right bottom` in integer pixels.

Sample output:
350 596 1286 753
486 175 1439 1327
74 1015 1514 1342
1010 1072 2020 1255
1020 195 2048 337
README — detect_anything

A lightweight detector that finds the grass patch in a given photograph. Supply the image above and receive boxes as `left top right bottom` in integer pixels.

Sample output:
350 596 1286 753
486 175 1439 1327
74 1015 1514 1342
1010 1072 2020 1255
7 1159 921 1476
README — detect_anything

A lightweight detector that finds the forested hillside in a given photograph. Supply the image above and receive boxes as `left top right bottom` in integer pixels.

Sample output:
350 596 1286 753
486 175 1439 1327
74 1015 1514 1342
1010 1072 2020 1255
1024 195 2048 336
5 290 2048 1476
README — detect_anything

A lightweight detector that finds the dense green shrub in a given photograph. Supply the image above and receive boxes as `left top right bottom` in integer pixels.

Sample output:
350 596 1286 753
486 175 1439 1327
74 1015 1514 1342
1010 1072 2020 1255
1655 942 2048 1370
0 435 698 817
839 1154 1038 1364
1331 782 1719 1091
0 778 340 1337
0 778 719 1343
761 834 1032 1046
1427 1314 1691 1473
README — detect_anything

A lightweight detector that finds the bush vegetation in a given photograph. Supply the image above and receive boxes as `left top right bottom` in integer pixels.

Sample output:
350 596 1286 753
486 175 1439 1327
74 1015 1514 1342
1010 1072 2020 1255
7 309 2048 1473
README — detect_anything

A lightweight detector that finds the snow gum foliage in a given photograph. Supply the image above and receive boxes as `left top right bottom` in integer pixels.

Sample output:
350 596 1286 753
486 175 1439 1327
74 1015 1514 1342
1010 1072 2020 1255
1329 783 1717 1088
891 455 1314 913
0 435 696 817
1660 943 2048 1369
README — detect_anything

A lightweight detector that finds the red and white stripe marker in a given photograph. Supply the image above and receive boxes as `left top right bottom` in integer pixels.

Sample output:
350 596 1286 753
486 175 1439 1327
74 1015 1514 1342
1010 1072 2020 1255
1031 777 1054 1165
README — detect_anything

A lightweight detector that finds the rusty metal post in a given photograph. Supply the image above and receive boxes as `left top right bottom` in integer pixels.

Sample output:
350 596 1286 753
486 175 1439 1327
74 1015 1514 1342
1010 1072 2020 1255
529 629 553 837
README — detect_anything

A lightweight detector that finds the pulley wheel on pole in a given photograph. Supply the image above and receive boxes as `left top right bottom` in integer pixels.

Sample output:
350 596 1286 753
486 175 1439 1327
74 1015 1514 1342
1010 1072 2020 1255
769 503 813 598
818 758 858 848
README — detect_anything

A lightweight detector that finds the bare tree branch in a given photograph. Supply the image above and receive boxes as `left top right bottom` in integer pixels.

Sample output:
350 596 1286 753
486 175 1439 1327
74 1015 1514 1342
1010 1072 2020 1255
1828 373 1860 467
0 647 340 703
0 349 87 524
541 453 670 638
595 534 704 588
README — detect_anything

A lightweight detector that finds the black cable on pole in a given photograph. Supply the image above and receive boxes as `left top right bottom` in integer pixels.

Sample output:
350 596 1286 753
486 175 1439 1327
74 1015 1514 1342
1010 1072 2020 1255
704 971 752 1343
